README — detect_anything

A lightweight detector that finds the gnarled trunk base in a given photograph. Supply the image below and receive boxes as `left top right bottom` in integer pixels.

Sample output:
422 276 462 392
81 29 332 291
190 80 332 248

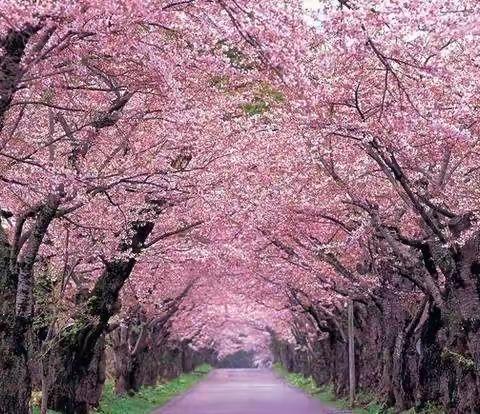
46 332 106 414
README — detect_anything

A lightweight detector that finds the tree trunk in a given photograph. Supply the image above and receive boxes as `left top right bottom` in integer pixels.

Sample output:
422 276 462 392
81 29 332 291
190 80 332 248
182 340 194 373
0 241 31 414
0 24 40 128
41 362 50 414
45 221 155 412
0 23 56 414
46 328 106 414
112 324 133 395
440 259 480 412
417 305 443 406
0 304 31 414
111 323 147 396
392 328 410 410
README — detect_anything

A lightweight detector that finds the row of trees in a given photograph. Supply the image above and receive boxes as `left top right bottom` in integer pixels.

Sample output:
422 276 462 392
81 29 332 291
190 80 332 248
32 281 210 412
2 0 480 413
0 0 300 412
246 1 480 413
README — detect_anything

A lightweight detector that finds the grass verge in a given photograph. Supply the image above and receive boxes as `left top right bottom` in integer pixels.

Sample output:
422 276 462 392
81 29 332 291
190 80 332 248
95 364 211 414
273 363 444 414
32 364 212 414
273 363 382 413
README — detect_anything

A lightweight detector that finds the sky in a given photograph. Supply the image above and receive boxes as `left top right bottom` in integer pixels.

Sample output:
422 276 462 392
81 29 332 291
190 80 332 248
303 0 321 8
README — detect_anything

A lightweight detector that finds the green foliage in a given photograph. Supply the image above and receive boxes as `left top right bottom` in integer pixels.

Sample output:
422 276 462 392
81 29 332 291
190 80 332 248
399 403 445 414
32 409 59 414
273 363 387 414
209 75 230 90
441 348 475 371
258 83 285 103
242 99 269 116
41 88 55 104
273 364 446 414
416 402 446 414
32 269 58 331
59 320 89 348
222 45 254 70
31 365 211 414
241 82 285 116
94 364 212 414
87 294 102 313
194 363 212 375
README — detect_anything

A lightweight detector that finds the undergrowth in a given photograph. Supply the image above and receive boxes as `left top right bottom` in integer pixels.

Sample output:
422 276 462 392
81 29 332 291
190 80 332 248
273 363 445 414
32 364 211 414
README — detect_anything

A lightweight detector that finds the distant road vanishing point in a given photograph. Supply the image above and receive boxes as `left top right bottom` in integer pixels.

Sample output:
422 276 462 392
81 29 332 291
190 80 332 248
153 369 349 414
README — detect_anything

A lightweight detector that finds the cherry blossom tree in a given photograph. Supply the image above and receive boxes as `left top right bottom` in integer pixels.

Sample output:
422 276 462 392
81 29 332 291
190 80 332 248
0 0 305 413
2 1 480 413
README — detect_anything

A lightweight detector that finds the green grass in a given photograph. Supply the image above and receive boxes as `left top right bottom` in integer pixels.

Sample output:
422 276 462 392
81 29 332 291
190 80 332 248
273 363 383 413
273 363 444 414
32 364 212 414
95 364 211 414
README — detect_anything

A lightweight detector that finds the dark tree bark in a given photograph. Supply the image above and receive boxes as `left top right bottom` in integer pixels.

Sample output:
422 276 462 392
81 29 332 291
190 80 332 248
111 283 194 395
182 340 195 372
112 323 133 395
0 242 31 414
111 322 148 396
0 195 60 414
45 333 107 414
0 24 41 129
46 221 154 414
0 23 44 414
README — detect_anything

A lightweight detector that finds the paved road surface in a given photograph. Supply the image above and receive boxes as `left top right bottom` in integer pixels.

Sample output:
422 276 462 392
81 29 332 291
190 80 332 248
153 369 349 414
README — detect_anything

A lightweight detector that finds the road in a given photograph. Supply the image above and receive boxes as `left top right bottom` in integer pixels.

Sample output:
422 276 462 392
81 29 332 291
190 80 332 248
153 368 348 414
